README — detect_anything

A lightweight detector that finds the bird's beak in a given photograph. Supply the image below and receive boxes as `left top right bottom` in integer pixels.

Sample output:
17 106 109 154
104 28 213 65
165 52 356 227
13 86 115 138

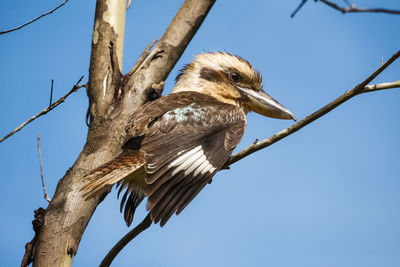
237 86 296 121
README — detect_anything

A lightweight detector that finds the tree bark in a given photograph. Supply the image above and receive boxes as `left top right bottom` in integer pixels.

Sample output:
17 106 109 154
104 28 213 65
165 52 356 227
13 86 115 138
32 0 215 266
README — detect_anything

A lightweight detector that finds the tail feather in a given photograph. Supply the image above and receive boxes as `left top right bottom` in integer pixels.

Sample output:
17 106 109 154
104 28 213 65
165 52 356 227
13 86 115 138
117 166 147 226
82 150 145 199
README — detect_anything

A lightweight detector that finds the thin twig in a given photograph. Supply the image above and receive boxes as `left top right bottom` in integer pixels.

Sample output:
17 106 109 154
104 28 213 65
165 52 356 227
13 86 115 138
291 0 309 18
0 76 85 144
0 0 69 35
37 133 51 203
318 0 400 15
342 0 351 7
226 50 400 167
126 0 132 10
49 80 54 107
100 213 152 267
126 40 158 77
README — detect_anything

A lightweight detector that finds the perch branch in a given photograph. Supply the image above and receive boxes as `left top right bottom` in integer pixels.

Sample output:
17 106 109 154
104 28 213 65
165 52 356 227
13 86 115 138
0 76 85 144
226 50 400 167
37 133 51 202
0 0 69 35
100 214 152 267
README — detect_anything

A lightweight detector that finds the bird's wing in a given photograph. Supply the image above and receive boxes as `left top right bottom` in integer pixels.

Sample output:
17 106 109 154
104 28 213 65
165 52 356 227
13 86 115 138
136 97 246 226
125 91 227 138
82 150 145 199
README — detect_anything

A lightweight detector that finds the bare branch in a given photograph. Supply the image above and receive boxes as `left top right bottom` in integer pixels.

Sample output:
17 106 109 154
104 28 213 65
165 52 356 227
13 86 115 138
362 80 400 93
318 0 400 15
37 133 51 203
100 214 152 267
0 0 69 35
126 0 132 10
0 76 85 144
291 0 308 18
49 79 54 107
291 0 400 18
226 50 400 167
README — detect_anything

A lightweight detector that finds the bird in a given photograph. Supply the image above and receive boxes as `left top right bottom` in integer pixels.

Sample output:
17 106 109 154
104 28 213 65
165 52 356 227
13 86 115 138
82 52 296 227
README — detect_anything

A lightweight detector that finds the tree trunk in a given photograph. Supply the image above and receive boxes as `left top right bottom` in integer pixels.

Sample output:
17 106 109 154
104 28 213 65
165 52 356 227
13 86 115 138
32 0 215 266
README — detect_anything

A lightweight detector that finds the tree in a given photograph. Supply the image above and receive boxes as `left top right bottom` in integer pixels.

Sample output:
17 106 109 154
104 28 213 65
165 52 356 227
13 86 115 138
1 1 399 266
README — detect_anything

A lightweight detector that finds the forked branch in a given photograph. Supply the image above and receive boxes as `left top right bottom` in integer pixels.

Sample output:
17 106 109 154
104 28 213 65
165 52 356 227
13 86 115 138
318 0 400 15
0 76 85 144
291 0 400 17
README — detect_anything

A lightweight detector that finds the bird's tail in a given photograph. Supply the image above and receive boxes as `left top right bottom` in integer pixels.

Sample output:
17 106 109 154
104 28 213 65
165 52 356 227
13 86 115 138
81 150 145 199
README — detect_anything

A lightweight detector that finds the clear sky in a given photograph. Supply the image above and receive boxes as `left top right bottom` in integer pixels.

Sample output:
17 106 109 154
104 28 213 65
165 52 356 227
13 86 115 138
1 1 399 266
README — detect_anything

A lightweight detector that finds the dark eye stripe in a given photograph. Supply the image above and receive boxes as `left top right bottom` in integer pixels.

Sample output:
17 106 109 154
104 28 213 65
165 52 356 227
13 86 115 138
199 67 225 83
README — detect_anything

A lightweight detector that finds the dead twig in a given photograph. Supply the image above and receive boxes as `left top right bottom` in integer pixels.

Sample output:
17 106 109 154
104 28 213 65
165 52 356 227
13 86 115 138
126 0 132 10
0 76 85 144
37 133 51 202
291 0 400 17
0 0 69 35
318 0 400 15
100 213 152 267
127 40 158 77
291 0 309 18
49 80 54 107
226 50 400 167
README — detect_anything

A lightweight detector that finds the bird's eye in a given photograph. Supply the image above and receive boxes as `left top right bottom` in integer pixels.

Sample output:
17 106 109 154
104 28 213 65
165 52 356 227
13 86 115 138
229 72 242 83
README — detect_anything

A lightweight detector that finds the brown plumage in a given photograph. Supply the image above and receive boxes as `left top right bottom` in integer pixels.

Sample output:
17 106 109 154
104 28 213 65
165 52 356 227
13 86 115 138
82 52 295 227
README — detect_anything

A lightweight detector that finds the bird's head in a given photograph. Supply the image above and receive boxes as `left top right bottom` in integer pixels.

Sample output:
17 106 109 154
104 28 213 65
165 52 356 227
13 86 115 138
173 52 296 121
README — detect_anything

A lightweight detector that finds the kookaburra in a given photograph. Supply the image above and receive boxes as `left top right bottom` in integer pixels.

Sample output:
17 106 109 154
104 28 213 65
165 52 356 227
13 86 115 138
83 52 295 227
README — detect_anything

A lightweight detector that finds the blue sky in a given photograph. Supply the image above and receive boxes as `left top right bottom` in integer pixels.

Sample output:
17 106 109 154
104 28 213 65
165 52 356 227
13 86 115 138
1 1 399 266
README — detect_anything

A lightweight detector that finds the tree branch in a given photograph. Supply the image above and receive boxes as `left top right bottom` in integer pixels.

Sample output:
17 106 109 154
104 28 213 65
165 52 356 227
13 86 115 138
291 0 400 18
88 0 126 119
0 0 69 35
0 76 85 144
291 0 308 18
318 0 400 15
121 0 216 112
100 214 152 267
127 40 158 77
33 1 215 266
226 50 400 167
362 80 400 93
37 133 51 203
